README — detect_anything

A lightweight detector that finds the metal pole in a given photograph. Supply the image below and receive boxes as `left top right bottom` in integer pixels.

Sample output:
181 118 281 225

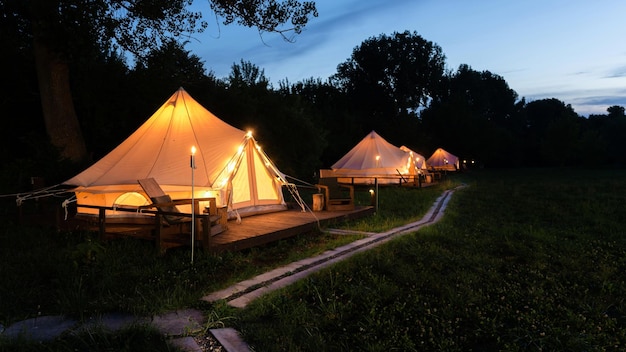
375 178 379 212
190 147 196 264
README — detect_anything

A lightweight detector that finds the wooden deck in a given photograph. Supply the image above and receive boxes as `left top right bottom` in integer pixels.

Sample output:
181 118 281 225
60 205 375 253
208 206 374 252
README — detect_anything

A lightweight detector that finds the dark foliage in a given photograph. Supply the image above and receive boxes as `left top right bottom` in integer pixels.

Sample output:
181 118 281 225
0 3 624 191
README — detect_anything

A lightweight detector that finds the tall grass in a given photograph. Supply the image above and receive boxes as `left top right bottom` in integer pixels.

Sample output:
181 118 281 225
0 179 450 350
0 229 364 325
236 168 626 351
8 169 618 351
1 325 173 352
345 178 460 232
0 180 448 326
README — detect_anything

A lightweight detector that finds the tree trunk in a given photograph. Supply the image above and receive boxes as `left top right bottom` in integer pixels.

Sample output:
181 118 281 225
32 30 87 163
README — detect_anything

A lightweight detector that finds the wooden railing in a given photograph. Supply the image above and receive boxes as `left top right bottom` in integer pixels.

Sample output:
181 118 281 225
75 197 227 252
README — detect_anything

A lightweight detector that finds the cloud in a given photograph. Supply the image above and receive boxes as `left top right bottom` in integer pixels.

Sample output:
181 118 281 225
189 0 626 116
606 65 626 78
521 86 626 116
575 95 626 107
218 0 416 81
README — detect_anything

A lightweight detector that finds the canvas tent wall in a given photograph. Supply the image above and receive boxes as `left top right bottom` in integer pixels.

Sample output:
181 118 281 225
63 88 287 219
321 131 419 185
427 147 459 171
399 145 428 171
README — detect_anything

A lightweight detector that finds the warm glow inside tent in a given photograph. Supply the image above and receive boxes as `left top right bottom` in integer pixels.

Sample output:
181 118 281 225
400 145 428 171
427 147 460 171
321 131 420 184
63 88 287 219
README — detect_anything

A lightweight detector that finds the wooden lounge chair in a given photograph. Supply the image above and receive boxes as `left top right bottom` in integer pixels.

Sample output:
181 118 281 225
138 178 227 251
421 167 442 183
315 177 355 211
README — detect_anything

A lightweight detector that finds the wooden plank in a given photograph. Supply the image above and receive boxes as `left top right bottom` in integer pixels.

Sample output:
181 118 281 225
138 178 166 197
208 206 374 252
68 205 374 253
212 222 316 252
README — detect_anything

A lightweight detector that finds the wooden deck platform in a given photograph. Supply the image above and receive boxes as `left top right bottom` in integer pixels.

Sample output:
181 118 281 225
208 206 375 252
59 205 375 253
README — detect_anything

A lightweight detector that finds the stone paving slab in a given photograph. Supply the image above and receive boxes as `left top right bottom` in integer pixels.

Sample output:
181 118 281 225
211 328 251 352
2 315 77 342
170 336 203 352
325 228 378 236
1 186 461 351
76 312 141 334
203 187 458 308
151 309 205 336
1 308 206 350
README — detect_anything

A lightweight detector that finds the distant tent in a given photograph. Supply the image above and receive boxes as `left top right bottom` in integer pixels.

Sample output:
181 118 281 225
321 131 419 184
427 147 459 171
63 87 288 219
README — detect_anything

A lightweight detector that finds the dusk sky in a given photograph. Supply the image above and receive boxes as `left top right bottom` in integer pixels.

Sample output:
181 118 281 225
188 0 626 116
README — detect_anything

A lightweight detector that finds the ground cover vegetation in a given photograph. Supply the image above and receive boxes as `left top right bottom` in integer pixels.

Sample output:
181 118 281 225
235 168 626 351
0 179 450 350
2 2 626 350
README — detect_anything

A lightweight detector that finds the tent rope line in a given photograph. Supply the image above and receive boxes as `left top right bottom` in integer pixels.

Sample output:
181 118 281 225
282 176 322 231
284 175 316 188
211 135 247 189
7 183 70 205
9 89 326 233
10 171 343 234
61 195 77 220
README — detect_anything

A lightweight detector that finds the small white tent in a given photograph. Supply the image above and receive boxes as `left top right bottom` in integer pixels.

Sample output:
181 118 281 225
427 147 459 171
64 88 288 219
321 131 419 184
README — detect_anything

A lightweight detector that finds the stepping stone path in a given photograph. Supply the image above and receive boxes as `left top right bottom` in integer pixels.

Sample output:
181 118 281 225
1 187 460 351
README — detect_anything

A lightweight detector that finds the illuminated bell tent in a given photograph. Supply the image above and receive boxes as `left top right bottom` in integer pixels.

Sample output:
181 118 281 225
321 130 421 184
63 87 288 219
399 145 428 171
427 147 460 171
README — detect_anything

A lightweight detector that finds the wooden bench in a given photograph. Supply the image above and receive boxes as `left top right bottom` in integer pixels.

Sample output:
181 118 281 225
138 178 228 248
316 177 355 211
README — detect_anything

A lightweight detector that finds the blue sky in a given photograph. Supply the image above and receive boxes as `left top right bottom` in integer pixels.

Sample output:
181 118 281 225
188 0 626 116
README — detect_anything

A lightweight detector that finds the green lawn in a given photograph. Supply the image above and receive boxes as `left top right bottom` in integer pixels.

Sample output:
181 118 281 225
235 168 626 351
0 175 449 350
2 168 625 351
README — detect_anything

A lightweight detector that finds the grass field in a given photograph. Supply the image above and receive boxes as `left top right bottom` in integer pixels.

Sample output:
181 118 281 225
1 168 625 351
235 168 626 351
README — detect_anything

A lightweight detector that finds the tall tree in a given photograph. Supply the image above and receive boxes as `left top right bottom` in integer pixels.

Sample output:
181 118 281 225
229 59 271 88
219 62 327 180
607 105 625 118
5 0 317 162
130 39 213 112
600 105 626 164
584 105 626 165
287 77 360 167
523 98 582 166
332 30 445 142
422 65 524 166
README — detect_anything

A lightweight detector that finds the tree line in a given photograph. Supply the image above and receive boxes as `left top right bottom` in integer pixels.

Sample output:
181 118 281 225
1 1 625 193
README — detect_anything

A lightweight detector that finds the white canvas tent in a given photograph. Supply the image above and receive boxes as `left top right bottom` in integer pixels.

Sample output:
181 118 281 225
399 145 428 171
321 131 420 184
427 147 459 171
63 87 288 219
